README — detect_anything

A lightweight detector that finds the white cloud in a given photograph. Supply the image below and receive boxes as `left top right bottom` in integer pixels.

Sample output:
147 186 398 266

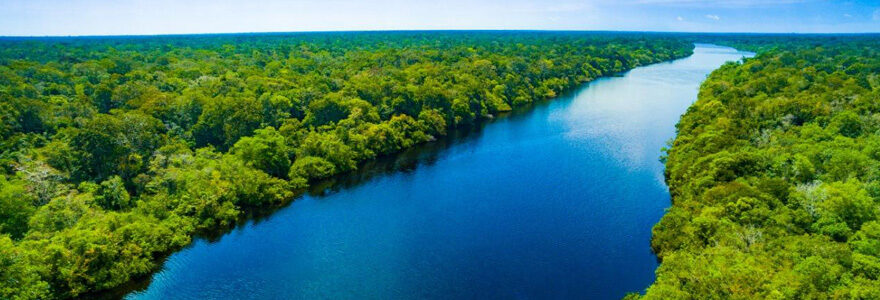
843 14 852 18
634 0 809 8
874 9 880 21
677 16 684 21
705 14 720 20
544 3 588 13
511 3 594 14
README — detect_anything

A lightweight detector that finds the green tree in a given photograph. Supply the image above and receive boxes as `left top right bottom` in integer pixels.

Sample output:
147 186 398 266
0 176 36 239
231 126 292 178
289 156 336 180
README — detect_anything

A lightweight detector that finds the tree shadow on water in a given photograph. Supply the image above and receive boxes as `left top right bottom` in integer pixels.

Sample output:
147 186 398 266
89 76 599 300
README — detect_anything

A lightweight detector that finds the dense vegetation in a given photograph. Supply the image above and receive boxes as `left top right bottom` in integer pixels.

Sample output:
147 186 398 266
635 36 880 298
0 31 691 299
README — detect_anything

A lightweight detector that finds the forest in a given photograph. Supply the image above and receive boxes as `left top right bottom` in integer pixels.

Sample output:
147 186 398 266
0 31 692 299
6 30 880 300
635 36 880 298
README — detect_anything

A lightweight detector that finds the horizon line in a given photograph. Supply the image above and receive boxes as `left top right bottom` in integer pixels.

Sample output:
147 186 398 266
2 29 880 39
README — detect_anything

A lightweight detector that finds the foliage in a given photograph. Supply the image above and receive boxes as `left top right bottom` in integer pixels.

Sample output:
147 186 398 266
0 31 691 298
640 37 880 299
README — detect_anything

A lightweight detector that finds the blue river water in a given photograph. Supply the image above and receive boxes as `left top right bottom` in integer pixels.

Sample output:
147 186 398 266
126 44 753 299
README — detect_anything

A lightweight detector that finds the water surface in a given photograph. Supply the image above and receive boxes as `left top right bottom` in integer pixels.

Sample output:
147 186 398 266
127 44 753 299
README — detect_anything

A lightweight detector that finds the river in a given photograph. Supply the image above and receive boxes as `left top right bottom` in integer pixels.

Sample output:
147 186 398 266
125 44 753 299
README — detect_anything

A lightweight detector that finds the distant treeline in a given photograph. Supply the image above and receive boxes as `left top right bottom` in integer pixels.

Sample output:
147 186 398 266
631 36 880 298
0 31 691 299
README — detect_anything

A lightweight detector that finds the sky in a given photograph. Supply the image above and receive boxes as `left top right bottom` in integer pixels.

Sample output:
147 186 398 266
1 0 879 36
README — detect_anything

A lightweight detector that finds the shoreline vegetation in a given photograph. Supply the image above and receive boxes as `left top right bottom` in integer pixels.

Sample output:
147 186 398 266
0 31 691 299
635 35 880 298
7 30 879 299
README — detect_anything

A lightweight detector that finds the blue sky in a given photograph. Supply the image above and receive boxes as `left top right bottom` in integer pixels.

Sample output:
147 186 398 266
1 0 879 36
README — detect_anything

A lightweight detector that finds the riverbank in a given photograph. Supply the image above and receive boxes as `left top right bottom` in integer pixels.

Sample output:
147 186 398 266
0 32 689 299
641 37 880 299
123 44 749 299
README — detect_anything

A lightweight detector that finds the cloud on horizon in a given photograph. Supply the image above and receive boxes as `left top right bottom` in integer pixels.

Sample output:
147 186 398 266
633 0 812 8
0 0 878 36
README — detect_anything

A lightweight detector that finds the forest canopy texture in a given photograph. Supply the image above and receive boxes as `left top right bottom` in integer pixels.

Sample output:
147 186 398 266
0 32 691 299
638 36 880 299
